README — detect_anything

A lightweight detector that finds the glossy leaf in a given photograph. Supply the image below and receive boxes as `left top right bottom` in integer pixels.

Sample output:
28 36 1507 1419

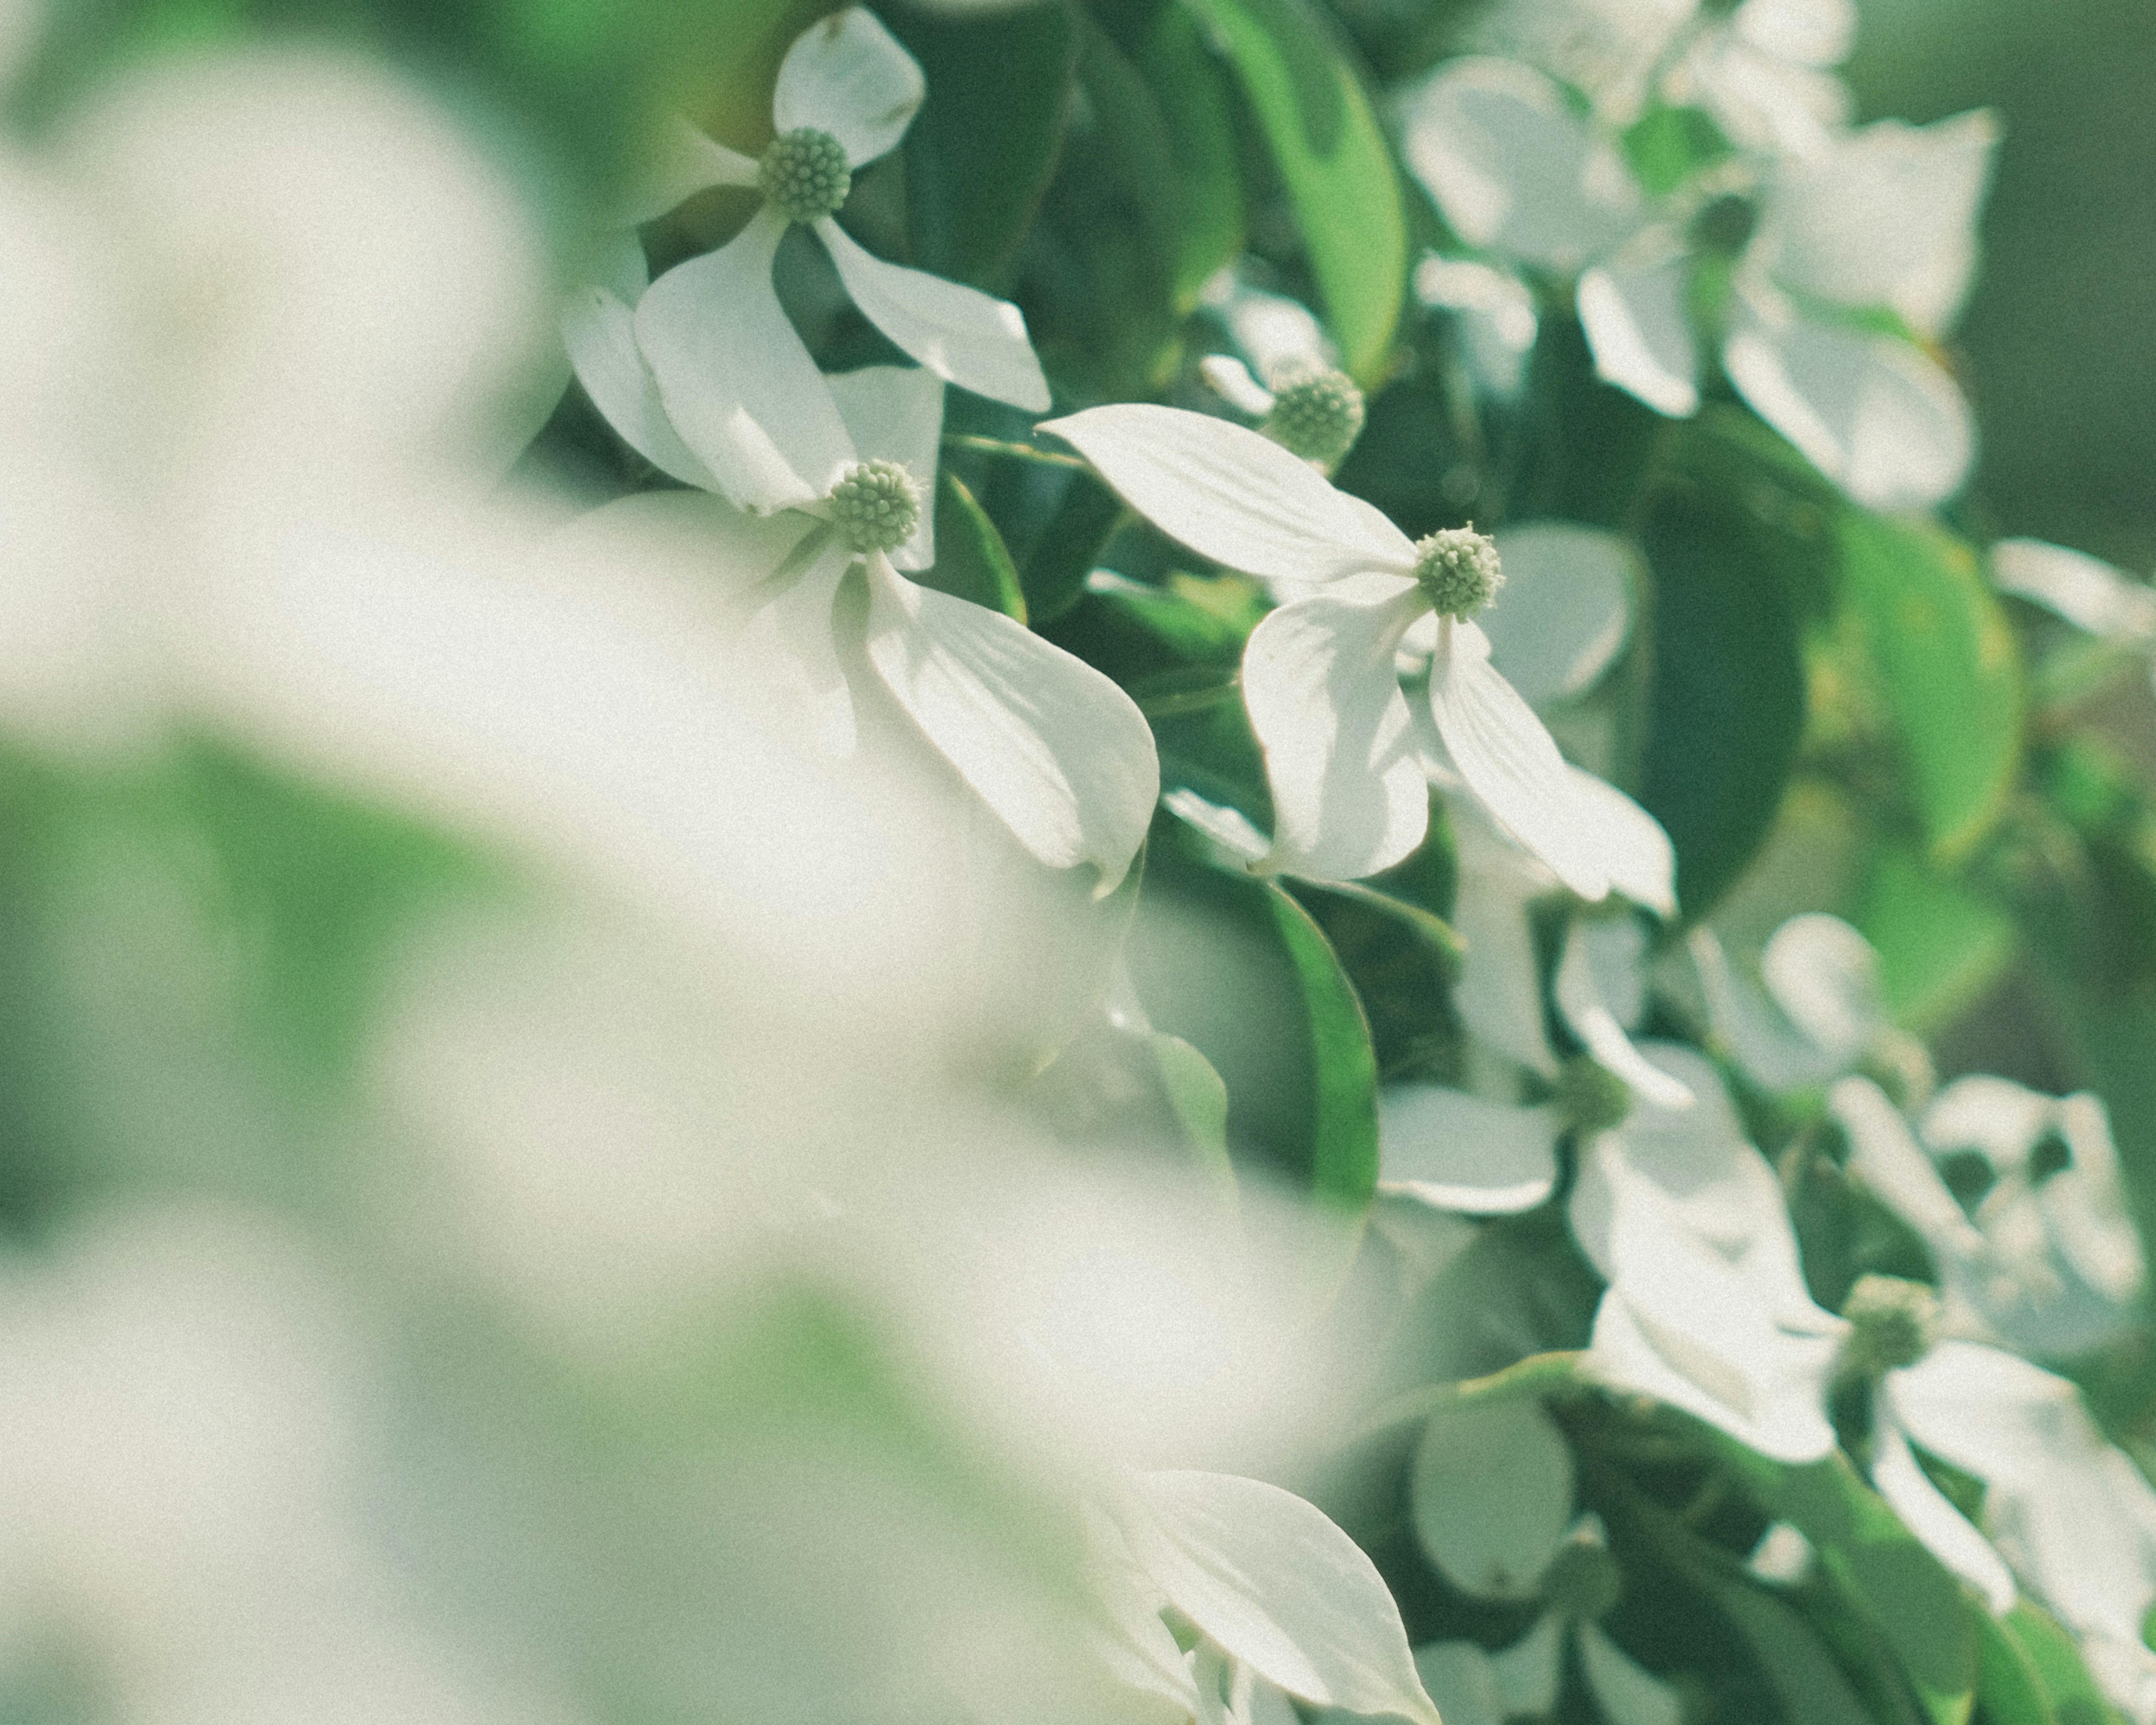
1998 1603 2122 1725
1264 881 1381 1213
1178 0 1405 382
1021 470 1128 625
1133 3 1245 310
926 471 1028 622
1836 513 2022 864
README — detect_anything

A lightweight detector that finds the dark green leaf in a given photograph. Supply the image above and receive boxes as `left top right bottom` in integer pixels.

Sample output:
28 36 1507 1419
1263 880 1381 1212
1975 1609 2058 1725
1132 3 1245 309
1020 469 1127 624
1705 1573 1876 1725
1999 1604 2123 1725
925 471 1027 621
1835 513 2023 865
888 0 1080 287
1177 0 1405 381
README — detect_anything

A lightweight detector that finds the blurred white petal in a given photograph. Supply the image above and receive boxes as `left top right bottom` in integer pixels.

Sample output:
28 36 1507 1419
561 284 723 490
1867 1398 2017 1616
1241 584 1431 881
1761 912 1883 1068
773 4 926 167
1414 256 1539 396
1380 1087 1563 1213
1045 405 1415 584
1481 522 1635 706
817 217 1051 412
1556 919 1696 1110
1991 539 2156 644
1735 0 1856 66
636 207 853 511
862 555 1159 889
1578 253 1702 418
1201 353 1280 418
1164 787 1274 870
1399 57 1645 273
1413 1642 1509 1725
1446 798 1563 1074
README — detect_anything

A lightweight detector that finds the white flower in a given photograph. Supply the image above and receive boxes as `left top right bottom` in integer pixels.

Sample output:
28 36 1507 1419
580 367 1156 891
1046 404 1629 888
1833 1075 2145 1358
1663 0 1857 157
1569 1044 1848 1461
1401 57 1996 510
564 7 1050 515
1991 537 2156 700
1689 912 1891 1092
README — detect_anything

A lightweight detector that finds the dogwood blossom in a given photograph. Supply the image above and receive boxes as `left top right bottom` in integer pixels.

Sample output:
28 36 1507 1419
571 367 1155 891
565 7 1049 515
1046 404 1627 888
1401 56 1996 509
1689 912 1894 1092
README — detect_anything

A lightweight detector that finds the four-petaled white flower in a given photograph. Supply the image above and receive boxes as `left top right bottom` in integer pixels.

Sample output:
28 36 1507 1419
1401 55 1995 510
1046 404 1629 890
564 6 1049 515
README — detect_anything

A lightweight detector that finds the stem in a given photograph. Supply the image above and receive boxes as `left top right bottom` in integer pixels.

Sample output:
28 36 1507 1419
942 433 1088 472
1136 678 1241 718
1347 1349 1587 1444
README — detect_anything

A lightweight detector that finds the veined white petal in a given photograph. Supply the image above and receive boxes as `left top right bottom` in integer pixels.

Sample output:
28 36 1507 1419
1567 770 1675 917
1577 1623 1683 1725
828 364 944 572
1044 405 1416 583
1241 583 1431 882
561 283 724 491
1755 111 1999 337
1723 288 1974 512
1412 1400 1577 1598
622 115 759 226
1556 919 1696 1110
1481 522 1635 706
1869 1393 2017 1615
817 218 1050 412
1380 1085 1563 1214
1991 539 2156 644
1429 618 1612 901
636 207 855 512
772 5 926 168
1578 253 1702 418
1200 353 1279 418
1486 1616 1565 1717
1761 912 1882 1069
742 534 860 757
1399 57 1645 273
862 555 1158 890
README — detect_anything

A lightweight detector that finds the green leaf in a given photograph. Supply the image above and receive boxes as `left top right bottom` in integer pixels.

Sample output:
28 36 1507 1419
1020 470 1127 624
1151 1031 1236 1195
1622 104 1734 198
1857 845 2016 1033
1705 1573 1876 1725
925 472 1027 622
1132 3 1246 310
1637 479 1810 920
1975 1610 2058 1725
1835 513 2023 864
888 0 1080 287
1176 0 1405 382
1999 1603 2124 1725
1264 881 1381 1212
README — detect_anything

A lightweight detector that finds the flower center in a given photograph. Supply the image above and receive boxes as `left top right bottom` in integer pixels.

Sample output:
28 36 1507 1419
829 459 922 555
1557 1054 1633 1136
1262 367 1366 464
759 126 851 223
1412 526 1503 619
1838 1273 1940 1376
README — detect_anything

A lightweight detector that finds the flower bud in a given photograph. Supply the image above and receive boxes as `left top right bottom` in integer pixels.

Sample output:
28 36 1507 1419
829 460 923 555
1413 526 1503 619
1839 1273 1940 1376
1262 367 1366 465
759 126 852 223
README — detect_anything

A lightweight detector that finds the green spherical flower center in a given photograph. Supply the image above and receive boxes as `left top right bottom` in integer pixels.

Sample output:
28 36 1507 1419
1557 1054 1634 1137
1542 1537 1623 1623
759 126 851 223
1262 367 1366 464
1839 1273 1940 1376
1413 526 1503 619
829 459 922 555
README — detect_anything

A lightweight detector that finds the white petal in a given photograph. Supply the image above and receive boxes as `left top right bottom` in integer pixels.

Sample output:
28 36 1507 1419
828 364 944 572
621 115 759 226
1413 1643 1508 1725
1761 913 1882 1069
1446 800 1562 1074
1690 925 1846 1093
1755 111 1999 336
1164 787 1274 870
1414 256 1538 398
1481 522 1635 706
772 5 925 168
1735 0 1856 67
1688 39 1849 158
1044 405 1415 584
742 535 860 757
1200 354 1279 418
1829 1078 1989 1256
1556 920 1697 1110
817 218 1050 412
1723 288 1974 511
1429 619 1612 901
636 207 855 511
1566 770 1675 917
1578 252 1702 418
1399 57 1645 273
1412 1399 1577 1598
1487 1615 1564 1716
862 556 1159 890
1578 1623 1683 1725
1380 1086 1563 1213
1122 1471 1441 1724
1241 585 1431 881
1868 1397 2017 1616
561 283 725 491
1921 1074 2053 1174
1207 279 1337 382
1991 539 2156 644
